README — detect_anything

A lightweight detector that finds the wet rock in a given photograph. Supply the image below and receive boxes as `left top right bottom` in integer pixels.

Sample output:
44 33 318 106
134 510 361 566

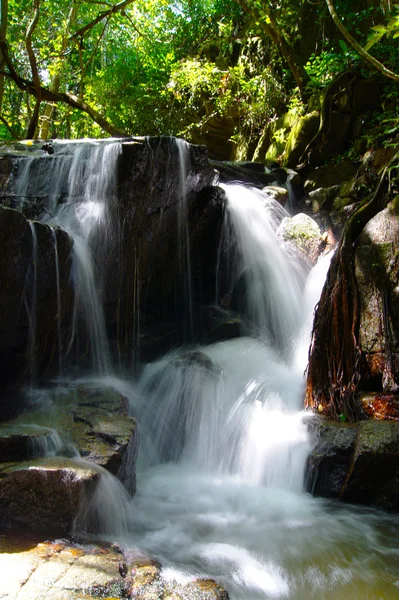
13 384 139 494
342 420 399 510
0 537 128 599
0 458 100 535
0 206 73 392
303 162 358 193
305 416 357 499
277 213 323 265
262 185 289 207
125 559 229 599
0 423 61 461
306 416 399 510
355 207 399 389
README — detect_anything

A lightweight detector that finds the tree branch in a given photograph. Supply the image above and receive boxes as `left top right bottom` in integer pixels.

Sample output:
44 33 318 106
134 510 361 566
0 60 127 137
325 0 399 83
71 0 136 40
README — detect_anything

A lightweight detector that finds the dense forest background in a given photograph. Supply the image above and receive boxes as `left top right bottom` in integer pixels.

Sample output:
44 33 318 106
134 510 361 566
0 0 398 160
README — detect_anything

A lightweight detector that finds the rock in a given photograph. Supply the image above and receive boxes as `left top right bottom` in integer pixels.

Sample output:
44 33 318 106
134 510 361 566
0 457 100 535
303 161 358 193
0 206 73 392
0 536 230 599
11 384 139 493
360 392 399 420
283 111 320 168
305 416 357 499
355 207 399 389
305 416 399 511
125 559 229 599
342 420 399 510
262 185 289 207
0 537 129 599
0 423 62 461
276 213 323 265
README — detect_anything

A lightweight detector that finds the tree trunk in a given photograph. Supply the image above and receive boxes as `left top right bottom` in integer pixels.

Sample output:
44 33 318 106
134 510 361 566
305 160 396 420
0 0 8 114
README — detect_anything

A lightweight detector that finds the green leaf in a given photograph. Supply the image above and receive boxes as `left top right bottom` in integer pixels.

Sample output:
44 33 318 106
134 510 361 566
339 39 348 53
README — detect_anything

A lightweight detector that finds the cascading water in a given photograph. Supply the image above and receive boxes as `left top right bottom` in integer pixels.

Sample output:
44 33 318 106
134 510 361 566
7 142 399 599
16 140 121 375
114 182 399 599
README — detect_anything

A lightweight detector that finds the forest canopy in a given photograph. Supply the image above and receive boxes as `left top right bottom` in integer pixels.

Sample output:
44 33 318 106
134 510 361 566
0 0 398 146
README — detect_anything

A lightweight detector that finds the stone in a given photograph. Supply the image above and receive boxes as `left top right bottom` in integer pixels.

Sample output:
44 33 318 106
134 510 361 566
262 185 289 207
305 416 357 499
0 457 100 535
306 416 399 511
9 384 139 494
0 537 128 599
0 423 62 461
0 206 73 393
355 208 399 388
303 161 358 193
283 111 320 168
276 213 323 265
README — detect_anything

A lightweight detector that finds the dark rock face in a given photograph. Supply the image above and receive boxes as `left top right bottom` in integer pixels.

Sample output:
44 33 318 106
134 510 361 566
0 137 224 382
306 416 399 511
0 206 73 395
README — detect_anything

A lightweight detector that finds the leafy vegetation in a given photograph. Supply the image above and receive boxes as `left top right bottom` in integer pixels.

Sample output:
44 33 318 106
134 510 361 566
0 0 398 149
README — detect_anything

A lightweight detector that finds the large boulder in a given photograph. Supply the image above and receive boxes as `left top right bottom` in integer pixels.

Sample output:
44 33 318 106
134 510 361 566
306 416 399 511
0 457 101 535
355 204 399 390
276 213 324 265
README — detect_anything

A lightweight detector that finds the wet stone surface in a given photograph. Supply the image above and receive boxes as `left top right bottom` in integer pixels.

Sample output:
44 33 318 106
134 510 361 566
0 537 229 600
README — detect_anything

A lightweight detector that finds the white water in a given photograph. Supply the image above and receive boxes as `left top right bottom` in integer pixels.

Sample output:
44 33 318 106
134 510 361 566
16 140 121 375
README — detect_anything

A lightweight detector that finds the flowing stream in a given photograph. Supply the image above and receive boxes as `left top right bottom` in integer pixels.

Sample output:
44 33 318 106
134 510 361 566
10 140 399 599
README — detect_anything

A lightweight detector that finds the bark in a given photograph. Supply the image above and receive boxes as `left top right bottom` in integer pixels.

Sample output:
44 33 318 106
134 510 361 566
25 0 42 138
0 0 8 114
326 0 399 83
39 3 79 140
305 158 397 420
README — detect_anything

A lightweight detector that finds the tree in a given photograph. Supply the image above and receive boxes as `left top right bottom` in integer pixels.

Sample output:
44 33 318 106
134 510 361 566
325 0 399 82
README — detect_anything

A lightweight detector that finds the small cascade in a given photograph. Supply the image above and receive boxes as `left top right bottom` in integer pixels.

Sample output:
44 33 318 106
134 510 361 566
15 140 122 375
27 222 38 385
27 424 64 458
176 138 194 340
52 228 63 375
74 460 130 537
221 184 305 356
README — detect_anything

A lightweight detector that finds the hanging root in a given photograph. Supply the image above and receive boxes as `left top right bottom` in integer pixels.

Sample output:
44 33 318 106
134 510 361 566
305 155 398 421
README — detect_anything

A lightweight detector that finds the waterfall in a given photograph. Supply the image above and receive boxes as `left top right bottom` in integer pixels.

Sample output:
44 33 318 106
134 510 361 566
27 222 38 385
7 143 399 599
135 185 311 491
176 138 194 340
15 140 121 375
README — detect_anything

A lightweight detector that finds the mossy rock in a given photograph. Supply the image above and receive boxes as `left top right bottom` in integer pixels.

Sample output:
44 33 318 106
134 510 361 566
283 111 320 168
